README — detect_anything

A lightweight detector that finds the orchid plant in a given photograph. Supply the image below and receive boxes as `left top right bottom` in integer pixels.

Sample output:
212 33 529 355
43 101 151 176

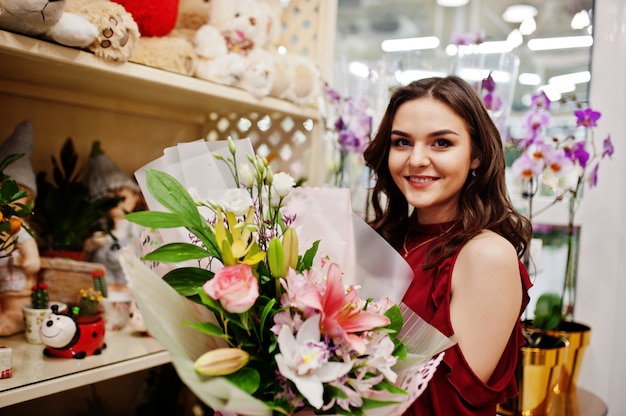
126 138 408 415
323 83 373 189
509 91 614 333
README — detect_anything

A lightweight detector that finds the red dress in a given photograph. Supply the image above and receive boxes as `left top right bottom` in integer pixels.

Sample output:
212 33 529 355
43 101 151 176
401 221 532 416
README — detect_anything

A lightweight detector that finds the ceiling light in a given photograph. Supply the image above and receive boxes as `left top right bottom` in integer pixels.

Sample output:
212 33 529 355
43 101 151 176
571 10 591 30
527 35 593 51
456 68 512 83
395 69 448 85
519 17 536 35
381 36 440 52
548 71 591 85
436 0 469 7
518 73 541 86
507 29 523 48
502 5 538 23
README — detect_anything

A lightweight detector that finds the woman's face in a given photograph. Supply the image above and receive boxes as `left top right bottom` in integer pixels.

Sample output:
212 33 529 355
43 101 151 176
387 97 479 224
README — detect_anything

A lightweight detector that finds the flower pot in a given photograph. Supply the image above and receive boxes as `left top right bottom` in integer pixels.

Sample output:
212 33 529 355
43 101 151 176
41 310 106 359
21 302 67 344
497 335 567 416
546 321 591 394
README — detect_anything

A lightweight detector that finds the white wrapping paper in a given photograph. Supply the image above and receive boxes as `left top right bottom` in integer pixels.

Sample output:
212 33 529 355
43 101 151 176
121 138 456 415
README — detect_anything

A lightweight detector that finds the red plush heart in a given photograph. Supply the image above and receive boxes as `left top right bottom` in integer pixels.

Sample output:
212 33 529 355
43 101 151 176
112 0 180 37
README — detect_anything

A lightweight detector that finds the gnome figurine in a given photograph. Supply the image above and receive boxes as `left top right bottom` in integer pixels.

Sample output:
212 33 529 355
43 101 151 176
84 142 145 291
0 120 42 336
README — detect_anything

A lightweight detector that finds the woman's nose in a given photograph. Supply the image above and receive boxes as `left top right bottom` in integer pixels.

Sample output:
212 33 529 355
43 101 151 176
408 145 430 167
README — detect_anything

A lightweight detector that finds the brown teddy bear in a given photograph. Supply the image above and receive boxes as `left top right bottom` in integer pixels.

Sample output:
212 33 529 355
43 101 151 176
66 0 140 62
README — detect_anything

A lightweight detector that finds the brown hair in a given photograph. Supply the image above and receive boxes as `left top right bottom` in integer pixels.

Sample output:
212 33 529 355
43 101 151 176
363 75 532 267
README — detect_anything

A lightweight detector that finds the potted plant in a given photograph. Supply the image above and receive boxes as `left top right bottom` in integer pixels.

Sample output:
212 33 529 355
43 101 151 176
21 282 67 344
32 138 121 260
506 91 613 400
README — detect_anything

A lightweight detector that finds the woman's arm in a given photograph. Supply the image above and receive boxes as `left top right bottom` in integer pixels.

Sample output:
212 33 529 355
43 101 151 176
449 230 522 383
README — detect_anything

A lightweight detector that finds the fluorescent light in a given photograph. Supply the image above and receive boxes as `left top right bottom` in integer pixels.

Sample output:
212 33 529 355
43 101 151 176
436 0 469 6
381 36 440 52
507 29 523 48
527 35 593 51
519 17 536 35
502 5 537 23
538 85 562 101
571 10 591 30
348 61 370 78
548 71 591 85
519 73 541 85
445 40 514 56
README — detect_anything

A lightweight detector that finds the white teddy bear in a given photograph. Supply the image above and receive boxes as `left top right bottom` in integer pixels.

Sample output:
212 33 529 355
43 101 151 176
0 0 98 47
193 0 278 98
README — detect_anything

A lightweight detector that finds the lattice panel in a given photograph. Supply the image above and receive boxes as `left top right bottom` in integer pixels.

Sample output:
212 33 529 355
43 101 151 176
278 0 337 79
204 111 317 183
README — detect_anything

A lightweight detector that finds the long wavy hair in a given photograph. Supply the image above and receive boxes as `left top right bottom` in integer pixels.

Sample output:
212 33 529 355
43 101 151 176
363 75 532 268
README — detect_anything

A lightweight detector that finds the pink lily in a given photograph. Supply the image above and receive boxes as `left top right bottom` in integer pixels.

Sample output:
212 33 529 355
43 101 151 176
319 263 390 353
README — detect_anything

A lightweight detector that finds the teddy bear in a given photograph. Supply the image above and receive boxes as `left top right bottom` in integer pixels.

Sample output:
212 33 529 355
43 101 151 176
270 52 322 106
0 0 98 48
192 0 279 98
65 0 140 62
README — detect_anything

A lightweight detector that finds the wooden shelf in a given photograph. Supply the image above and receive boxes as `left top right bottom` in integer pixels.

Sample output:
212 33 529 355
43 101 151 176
0 30 319 121
0 329 170 407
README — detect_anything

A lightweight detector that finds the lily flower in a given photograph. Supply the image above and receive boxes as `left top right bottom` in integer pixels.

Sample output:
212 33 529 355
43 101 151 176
275 314 352 409
319 263 390 353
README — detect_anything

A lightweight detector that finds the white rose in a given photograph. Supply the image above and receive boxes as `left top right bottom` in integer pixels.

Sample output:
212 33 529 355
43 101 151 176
238 163 255 188
219 188 253 216
271 172 295 197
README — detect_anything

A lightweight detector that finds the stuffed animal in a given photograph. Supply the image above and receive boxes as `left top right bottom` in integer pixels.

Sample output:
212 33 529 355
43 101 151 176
111 0 179 37
66 0 140 62
193 0 279 98
0 0 98 48
270 52 322 106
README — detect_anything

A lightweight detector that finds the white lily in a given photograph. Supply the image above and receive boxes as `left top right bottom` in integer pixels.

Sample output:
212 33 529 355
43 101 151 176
275 314 352 409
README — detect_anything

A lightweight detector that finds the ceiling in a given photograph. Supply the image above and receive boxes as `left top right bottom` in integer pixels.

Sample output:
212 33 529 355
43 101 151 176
334 0 594 112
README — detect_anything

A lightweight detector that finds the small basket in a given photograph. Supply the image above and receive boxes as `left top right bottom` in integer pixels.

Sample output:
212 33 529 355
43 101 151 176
37 257 106 305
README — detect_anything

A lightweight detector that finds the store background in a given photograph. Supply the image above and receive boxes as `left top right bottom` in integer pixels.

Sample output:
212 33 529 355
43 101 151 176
334 0 625 414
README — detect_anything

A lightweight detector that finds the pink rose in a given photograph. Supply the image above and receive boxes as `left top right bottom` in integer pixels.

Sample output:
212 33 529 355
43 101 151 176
203 264 259 313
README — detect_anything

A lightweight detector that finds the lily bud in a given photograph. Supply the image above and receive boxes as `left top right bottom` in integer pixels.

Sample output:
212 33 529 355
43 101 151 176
267 236 285 278
282 228 299 275
194 348 250 376
227 136 237 155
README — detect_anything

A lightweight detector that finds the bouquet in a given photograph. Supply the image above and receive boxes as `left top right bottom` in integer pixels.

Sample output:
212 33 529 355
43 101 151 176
120 138 454 415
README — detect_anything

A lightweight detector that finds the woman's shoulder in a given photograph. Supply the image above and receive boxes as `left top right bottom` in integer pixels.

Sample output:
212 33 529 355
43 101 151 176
460 229 518 261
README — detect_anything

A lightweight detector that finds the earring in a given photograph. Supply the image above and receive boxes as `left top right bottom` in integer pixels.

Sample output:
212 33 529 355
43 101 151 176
471 170 476 177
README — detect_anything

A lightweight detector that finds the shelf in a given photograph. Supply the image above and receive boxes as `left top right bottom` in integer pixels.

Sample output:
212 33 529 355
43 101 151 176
0 328 170 407
0 30 319 122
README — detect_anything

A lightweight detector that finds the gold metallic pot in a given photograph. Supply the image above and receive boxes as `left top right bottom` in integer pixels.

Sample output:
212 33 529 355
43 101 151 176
497 335 567 416
546 321 591 394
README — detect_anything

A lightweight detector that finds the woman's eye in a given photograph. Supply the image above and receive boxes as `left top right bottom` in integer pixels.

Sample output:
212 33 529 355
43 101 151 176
391 137 411 147
433 138 452 148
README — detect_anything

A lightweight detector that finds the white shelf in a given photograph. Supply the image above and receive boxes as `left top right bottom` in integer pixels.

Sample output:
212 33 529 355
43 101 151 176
0 328 170 407
0 30 319 121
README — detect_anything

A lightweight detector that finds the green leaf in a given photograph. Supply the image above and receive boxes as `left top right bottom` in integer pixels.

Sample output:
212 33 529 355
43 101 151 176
142 242 213 263
185 321 226 337
259 297 277 339
384 304 403 334
145 169 206 229
162 267 214 296
361 397 403 410
225 367 260 395
125 211 188 229
373 378 408 395
299 240 320 271
533 292 562 330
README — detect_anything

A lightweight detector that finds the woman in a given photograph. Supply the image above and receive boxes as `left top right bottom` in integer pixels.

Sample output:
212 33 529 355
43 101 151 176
363 76 533 415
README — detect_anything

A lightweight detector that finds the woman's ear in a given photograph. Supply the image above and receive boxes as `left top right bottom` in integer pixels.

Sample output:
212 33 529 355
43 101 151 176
470 157 481 170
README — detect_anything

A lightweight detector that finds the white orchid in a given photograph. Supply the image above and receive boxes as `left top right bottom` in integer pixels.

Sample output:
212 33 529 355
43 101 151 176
275 314 352 409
